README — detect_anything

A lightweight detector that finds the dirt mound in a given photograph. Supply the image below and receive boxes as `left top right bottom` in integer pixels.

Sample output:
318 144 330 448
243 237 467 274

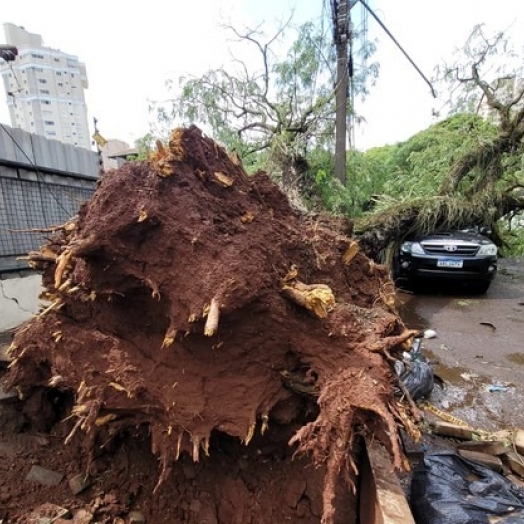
5 126 416 523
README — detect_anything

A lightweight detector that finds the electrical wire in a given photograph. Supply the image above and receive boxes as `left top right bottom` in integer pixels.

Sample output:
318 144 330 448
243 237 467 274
358 0 437 98
7 61 23 96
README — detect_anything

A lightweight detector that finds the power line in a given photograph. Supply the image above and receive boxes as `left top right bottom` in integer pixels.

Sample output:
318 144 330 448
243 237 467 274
358 0 437 98
7 61 23 97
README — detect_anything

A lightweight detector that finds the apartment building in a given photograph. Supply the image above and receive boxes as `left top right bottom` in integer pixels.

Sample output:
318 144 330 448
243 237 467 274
0 23 91 149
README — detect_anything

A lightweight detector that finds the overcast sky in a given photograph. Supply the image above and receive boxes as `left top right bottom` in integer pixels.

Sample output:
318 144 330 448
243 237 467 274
1 0 523 151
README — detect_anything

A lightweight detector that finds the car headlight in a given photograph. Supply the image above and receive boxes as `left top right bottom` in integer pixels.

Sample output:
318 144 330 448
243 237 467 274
478 243 497 256
400 242 425 255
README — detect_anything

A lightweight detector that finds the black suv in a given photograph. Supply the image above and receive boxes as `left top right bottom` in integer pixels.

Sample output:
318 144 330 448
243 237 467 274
393 227 498 293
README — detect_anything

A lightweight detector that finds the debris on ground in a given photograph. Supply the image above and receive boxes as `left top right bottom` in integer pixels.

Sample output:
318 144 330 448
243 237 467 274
1 126 419 523
395 338 434 401
486 384 511 393
411 452 524 524
422 406 524 489
422 329 437 339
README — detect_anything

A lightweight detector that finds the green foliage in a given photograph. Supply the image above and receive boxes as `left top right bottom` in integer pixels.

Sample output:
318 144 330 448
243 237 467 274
301 114 499 220
134 132 155 160
435 24 522 118
378 114 498 199
497 214 524 256
154 21 336 167
312 168 352 214
150 18 378 199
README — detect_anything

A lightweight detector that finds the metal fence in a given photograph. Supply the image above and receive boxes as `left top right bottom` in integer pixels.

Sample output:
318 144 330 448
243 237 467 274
0 174 95 271
0 125 99 272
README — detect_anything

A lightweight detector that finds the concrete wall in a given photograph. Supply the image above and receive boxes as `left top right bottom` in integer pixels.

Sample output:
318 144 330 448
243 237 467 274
0 124 99 177
0 271 43 331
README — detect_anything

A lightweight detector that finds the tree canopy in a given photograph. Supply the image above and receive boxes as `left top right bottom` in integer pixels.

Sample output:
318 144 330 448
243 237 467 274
145 20 524 258
354 25 524 259
152 19 377 194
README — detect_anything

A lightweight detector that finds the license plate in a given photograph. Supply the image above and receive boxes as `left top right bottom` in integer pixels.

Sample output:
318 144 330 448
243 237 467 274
437 260 463 268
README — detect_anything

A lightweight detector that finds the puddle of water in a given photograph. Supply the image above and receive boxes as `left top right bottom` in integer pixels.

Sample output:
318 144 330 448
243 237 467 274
506 352 524 366
421 355 523 430
433 363 470 385
396 292 428 331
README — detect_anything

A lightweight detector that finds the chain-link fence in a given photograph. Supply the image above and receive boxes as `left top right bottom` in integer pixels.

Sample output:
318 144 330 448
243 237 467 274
0 172 95 272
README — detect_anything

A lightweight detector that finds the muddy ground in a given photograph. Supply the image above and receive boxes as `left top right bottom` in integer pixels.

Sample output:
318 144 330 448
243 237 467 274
2 256 523 521
398 257 524 431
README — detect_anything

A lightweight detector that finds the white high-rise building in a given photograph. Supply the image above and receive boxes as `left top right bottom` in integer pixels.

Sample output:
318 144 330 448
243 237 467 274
0 23 91 149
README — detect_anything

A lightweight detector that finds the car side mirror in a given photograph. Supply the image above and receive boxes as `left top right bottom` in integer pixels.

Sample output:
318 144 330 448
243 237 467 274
479 226 491 236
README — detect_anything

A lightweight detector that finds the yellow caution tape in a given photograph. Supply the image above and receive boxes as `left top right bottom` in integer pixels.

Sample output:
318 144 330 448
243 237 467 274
423 402 471 427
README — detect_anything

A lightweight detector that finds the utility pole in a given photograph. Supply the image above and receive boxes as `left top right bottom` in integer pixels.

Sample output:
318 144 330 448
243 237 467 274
333 0 350 186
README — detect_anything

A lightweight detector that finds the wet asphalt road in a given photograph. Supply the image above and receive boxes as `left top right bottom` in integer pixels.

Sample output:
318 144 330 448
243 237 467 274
397 258 524 431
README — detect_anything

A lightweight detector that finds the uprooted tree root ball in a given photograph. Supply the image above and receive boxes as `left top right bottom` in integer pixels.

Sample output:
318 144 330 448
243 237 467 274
7 125 418 524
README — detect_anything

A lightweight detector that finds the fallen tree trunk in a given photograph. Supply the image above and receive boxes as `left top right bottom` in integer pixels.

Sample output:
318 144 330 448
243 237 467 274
355 191 524 261
7 126 417 524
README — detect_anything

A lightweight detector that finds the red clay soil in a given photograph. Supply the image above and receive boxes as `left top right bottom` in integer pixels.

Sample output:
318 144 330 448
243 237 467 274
2 126 416 524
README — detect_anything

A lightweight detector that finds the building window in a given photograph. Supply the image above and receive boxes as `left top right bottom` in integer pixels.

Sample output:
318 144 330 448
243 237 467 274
31 53 44 59
54 58 59 62
71 73 75 78
42 100 51 105
44 120 55 125
40 89 50 94
56 72 62 76
35 67 44 72
46 131 56 136
58 82 63 86
38 79 47 84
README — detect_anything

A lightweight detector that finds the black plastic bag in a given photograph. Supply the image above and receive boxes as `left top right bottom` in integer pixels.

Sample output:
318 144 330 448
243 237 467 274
411 452 524 524
395 359 434 400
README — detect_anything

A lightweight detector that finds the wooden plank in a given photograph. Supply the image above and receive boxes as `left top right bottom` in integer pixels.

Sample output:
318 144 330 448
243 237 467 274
430 420 475 440
399 430 424 460
0 344 11 367
502 451 524 479
514 429 524 456
458 440 508 456
458 450 503 472
359 440 416 524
